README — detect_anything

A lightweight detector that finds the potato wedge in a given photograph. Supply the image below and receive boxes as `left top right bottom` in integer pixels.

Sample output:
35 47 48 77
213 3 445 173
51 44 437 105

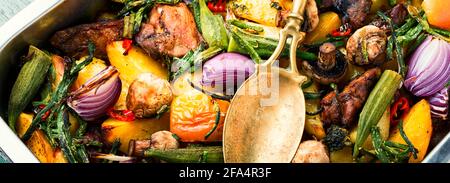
304 12 341 44
16 113 68 163
230 0 280 27
389 99 432 163
72 57 107 90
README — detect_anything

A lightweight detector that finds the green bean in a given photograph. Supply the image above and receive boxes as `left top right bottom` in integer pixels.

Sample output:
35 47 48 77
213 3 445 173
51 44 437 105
228 19 264 33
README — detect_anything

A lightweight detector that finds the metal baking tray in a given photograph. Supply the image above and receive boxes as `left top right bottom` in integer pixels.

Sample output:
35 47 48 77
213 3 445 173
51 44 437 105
0 0 448 163
0 0 105 163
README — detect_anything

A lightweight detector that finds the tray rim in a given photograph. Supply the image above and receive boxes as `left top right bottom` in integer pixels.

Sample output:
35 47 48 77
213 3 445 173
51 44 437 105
0 0 448 163
0 0 64 163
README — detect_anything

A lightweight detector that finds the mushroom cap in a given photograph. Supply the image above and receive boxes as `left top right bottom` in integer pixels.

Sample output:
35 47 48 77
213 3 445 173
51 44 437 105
302 50 348 85
150 131 179 150
126 73 173 118
346 25 387 66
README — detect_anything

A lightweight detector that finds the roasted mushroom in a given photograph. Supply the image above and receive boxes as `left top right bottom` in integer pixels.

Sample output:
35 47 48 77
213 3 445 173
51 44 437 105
346 25 387 67
128 131 179 156
126 73 173 118
150 131 180 150
292 140 330 163
302 43 347 84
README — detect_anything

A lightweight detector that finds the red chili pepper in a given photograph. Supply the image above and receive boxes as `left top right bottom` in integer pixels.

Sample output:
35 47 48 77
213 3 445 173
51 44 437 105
122 39 133 55
107 107 135 122
38 104 51 121
390 97 410 126
207 0 226 12
208 1 216 11
330 27 352 37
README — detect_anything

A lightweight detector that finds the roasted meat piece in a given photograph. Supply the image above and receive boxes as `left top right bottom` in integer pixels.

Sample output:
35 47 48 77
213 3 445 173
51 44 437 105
136 3 201 58
50 20 123 60
321 68 381 127
389 4 408 26
320 0 372 29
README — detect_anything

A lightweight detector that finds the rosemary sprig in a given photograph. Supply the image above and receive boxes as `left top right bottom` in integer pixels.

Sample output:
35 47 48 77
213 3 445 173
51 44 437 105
371 121 418 163
378 11 407 78
21 43 95 142
103 139 121 163
407 6 450 42
398 120 418 159
55 106 77 163
204 100 221 140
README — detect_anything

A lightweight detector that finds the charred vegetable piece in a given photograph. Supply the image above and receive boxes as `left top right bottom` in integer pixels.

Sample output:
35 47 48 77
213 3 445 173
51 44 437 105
323 125 350 152
8 46 52 132
50 20 123 60
143 146 223 163
304 81 326 140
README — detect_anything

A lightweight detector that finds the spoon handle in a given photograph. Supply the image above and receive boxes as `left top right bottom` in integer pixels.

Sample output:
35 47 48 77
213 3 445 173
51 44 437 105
290 0 307 20
264 0 307 76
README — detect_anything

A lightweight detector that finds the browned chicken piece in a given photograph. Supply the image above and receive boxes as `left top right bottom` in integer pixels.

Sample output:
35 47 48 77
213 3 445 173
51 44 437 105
321 92 341 124
136 3 201 58
370 4 408 32
320 0 372 29
344 0 372 29
321 68 381 127
50 20 123 60
389 4 408 26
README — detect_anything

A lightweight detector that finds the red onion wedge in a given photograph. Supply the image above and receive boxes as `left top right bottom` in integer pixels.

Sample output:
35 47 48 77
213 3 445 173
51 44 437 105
201 53 255 95
68 66 122 122
427 87 449 120
404 36 450 97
